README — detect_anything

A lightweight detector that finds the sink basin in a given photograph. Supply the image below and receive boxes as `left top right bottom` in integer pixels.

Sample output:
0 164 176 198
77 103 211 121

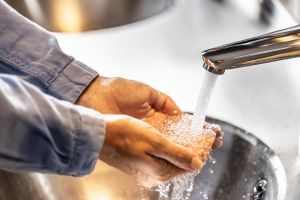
0 117 286 200
190 117 286 200
4 0 174 32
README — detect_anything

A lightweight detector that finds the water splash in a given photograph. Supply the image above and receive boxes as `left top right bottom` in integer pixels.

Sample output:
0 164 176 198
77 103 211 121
251 179 268 200
148 69 219 200
156 182 171 199
171 172 198 200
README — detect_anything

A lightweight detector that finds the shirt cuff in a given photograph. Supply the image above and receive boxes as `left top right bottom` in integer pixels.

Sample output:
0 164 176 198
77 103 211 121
49 60 98 104
67 106 106 176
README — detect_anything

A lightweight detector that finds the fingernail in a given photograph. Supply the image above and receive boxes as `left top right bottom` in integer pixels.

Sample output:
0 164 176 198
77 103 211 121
190 156 203 170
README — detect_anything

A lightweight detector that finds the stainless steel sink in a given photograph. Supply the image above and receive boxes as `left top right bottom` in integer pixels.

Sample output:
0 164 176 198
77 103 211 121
0 117 286 200
190 117 286 200
4 0 174 32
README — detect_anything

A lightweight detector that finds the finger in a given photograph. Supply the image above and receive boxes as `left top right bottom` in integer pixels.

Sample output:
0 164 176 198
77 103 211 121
148 137 203 171
203 123 224 138
209 124 222 136
203 122 210 129
150 156 190 182
217 131 224 139
150 89 182 115
212 138 223 149
203 123 221 132
211 128 223 139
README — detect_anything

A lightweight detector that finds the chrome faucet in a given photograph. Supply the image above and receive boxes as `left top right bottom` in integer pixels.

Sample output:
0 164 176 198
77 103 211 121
202 25 300 75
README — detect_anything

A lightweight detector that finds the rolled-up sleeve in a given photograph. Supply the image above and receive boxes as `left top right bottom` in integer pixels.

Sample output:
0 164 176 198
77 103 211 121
0 74 105 176
0 0 98 103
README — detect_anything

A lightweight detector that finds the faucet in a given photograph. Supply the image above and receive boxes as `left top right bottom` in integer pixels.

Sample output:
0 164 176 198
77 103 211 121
202 25 300 75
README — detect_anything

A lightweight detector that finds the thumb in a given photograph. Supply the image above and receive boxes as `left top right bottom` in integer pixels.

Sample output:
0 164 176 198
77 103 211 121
150 89 182 115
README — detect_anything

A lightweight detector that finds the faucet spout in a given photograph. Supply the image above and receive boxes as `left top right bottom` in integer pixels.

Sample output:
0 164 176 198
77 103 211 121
202 25 300 74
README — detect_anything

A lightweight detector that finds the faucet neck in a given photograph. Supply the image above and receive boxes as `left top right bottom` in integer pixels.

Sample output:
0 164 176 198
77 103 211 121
202 25 300 74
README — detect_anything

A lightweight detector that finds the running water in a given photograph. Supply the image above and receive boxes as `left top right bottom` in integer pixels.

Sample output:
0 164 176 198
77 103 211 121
192 69 219 130
153 69 219 200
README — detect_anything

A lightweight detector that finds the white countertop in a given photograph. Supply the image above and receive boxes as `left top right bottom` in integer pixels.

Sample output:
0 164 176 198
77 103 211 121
55 0 300 199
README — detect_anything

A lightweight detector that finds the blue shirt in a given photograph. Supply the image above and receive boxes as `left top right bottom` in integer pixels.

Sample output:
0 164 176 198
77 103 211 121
0 0 106 176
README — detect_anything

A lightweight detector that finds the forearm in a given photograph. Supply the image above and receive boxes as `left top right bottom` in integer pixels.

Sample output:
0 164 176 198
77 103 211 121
0 74 105 176
0 1 98 103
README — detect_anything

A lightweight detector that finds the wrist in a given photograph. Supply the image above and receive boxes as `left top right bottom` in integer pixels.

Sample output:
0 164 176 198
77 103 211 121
76 75 102 106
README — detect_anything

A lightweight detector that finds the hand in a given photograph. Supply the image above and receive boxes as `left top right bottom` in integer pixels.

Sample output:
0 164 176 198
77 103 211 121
76 76 223 148
100 114 203 187
144 112 224 151
76 76 181 118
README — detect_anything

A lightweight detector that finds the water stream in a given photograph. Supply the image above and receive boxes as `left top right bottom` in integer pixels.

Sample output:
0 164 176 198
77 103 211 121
170 70 218 200
191 69 219 130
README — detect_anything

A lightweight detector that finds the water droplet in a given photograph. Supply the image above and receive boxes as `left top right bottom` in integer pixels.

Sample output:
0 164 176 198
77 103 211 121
209 156 216 164
251 178 268 200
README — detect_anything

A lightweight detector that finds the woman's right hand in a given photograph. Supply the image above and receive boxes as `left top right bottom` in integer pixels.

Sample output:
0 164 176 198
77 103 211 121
99 114 204 187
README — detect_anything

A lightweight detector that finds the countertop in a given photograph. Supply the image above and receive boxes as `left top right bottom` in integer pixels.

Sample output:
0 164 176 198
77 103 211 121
56 0 300 199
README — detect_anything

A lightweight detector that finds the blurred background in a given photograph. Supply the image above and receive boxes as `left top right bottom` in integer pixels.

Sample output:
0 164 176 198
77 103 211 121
280 0 300 21
3 0 174 32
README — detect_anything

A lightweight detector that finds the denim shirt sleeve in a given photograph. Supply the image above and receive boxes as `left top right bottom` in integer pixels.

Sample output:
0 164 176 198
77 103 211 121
0 1 98 103
0 74 105 176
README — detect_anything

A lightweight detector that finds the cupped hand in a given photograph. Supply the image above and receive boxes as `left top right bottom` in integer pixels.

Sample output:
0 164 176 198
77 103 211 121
76 76 181 119
144 112 224 150
100 114 203 187
77 75 223 185
77 76 223 150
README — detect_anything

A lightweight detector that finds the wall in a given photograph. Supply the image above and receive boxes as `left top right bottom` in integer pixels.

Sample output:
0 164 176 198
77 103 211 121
280 0 300 21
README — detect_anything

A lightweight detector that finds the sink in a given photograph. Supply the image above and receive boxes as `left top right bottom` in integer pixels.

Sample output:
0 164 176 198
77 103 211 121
0 117 286 200
190 117 286 200
4 0 174 32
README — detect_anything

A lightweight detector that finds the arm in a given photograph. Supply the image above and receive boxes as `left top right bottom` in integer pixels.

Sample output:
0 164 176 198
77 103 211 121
0 74 105 176
0 1 221 183
0 1 97 103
